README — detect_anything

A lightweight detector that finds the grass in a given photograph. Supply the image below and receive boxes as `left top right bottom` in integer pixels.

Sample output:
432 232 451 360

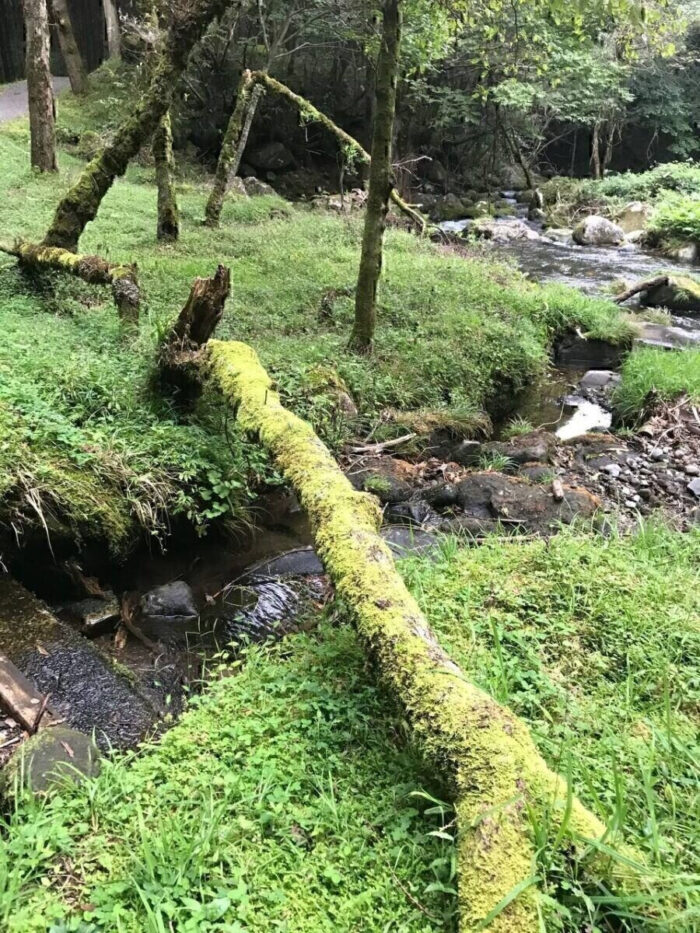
401 524 700 931
647 193 700 246
613 346 700 419
1 624 458 932
0 74 632 548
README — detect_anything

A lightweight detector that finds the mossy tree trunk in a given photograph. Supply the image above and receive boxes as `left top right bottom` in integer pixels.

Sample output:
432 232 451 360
49 0 89 94
350 0 401 353
23 0 57 173
41 0 238 251
103 0 121 59
207 338 652 933
153 111 179 241
204 69 425 230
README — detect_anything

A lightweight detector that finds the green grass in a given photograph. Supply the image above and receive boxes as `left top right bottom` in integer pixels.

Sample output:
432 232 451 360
0 84 631 547
1 625 458 932
613 346 700 419
400 525 700 931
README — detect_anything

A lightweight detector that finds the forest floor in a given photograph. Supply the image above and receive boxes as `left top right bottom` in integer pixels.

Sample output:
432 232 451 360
1 68 699 933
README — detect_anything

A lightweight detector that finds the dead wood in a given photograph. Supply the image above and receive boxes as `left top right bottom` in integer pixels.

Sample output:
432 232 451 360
614 275 669 304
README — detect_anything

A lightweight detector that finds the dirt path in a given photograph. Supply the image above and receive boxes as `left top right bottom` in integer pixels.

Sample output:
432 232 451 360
0 77 71 123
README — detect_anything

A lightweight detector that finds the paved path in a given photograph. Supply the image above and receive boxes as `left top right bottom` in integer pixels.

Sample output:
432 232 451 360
0 77 71 123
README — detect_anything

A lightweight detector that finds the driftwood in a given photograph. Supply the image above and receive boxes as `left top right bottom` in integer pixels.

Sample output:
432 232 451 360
207 339 654 932
0 653 54 734
0 239 140 324
614 275 669 304
158 264 231 399
204 70 426 233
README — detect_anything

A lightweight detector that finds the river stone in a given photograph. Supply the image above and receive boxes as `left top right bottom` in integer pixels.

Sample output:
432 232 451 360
2 726 99 797
642 276 700 315
545 228 574 243
140 581 199 642
0 579 155 749
472 218 541 243
573 215 625 247
245 547 324 579
455 473 599 532
616 201 650 234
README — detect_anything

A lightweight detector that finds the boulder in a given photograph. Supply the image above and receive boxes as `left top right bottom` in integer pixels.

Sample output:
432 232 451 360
433 192 467 222
616 201 650 234
544 228 574 243
666 242 699 264
248 141 294 172
555 334 627 369
425 159 449 186
642 276 700 315
3 726 99 797
226 176 248 197
472 218 541 243
243 176 276 197
572 215 625 247
140 581 199 642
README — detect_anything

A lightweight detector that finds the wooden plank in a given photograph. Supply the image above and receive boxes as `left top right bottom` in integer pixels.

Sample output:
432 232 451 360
0 653 53 733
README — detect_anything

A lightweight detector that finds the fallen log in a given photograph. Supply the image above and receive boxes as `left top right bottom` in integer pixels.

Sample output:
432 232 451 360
204 69 426 233
0 652 55 734
614 274 669 305
0 238 140 324
207 339 653 932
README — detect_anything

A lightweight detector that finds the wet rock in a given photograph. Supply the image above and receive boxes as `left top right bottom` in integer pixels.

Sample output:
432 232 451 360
555 334 626 369
433 192 467 222
544 228 574 243
248 142 294 172
573 215 625 247
0 579 155 749
2 726 100 797
472 218 541 243
384 499 440 528
243 176 276 197
140 581 198 642
245 547 324 579
381 526 441 557
579 370 617 390
642 276 700 315
204 579 310 646
616 201 650 234
63 596 120 636
455 473 599 532
635 322 700 351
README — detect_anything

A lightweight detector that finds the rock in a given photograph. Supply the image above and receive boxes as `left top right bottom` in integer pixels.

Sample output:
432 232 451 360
243 176 276 197
384 499 440 528
667 242 698 264
519 464 554 483
642 276 700 315
555 334 626 369
572 215 625 247
2 726 99 797
63 596 120 636
544 228 574 243
204 579 306 646
226 176 248 197
616 201 650 234
433 192 468 222
245 548 324 579
688 478 700 498
472 218 541 243
140 581 198 642
425 159 448 186
423 482 460 508
625 229 645 244
500 165 529 190
685 464 699 476
248 142 294 172
426 438 483 466
361 473 413 504
603 463 621 479
579 370 617 390
483 431 555 466
454 473 599 533
0 579 155 749
439 514 497 538
635 322 700 351
381 526 441 558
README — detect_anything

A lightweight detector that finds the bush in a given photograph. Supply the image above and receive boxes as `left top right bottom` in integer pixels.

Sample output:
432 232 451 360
647 192 700 244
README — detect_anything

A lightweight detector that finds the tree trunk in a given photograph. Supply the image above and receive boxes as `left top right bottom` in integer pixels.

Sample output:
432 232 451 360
207 338 654 933
590 121 602 180
350 0 402 353
24 0 57 173
204 69 257 227
41 0 237 251
49 0 88 94
153 111 179 241
103 0 121 59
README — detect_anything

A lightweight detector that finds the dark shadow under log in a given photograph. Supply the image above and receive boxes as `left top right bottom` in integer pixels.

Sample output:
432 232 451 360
0 238 140 324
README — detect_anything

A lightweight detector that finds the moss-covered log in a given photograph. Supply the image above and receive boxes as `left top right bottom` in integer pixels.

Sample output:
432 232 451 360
153 111 179 242
41 0 240 251
203 69 426 232
208 339 654 932
0 239 140 324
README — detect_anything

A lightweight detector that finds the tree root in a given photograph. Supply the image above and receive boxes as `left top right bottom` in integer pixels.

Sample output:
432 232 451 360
0 238 140 323
204 69 427 234
207 339 657 932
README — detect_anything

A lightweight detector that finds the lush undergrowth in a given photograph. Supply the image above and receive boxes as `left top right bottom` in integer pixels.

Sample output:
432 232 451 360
647 193 700 247
402 525 700 931
0 78 631 547
614 346 700 419
1 625 457 932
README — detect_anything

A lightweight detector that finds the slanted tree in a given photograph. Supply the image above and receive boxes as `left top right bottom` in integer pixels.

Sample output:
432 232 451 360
350 0 402 353
49 0 89 94
24 0 57 172
42 0 240 251
103 0 122 59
